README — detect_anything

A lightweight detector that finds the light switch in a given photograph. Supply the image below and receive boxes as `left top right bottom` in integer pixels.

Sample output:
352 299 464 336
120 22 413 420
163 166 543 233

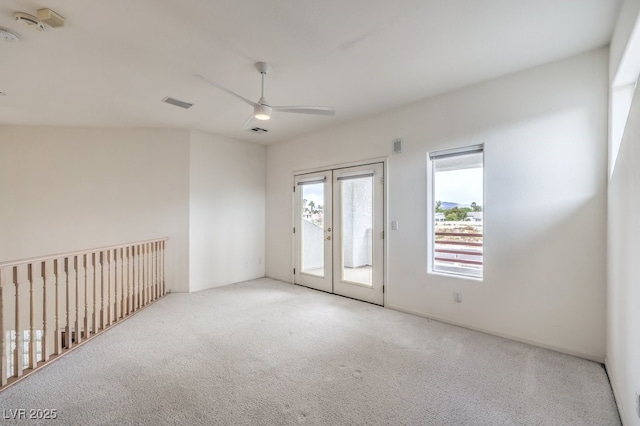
391 221 399 230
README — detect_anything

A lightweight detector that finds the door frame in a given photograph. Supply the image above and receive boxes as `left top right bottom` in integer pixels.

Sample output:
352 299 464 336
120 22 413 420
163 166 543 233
291 157 388 305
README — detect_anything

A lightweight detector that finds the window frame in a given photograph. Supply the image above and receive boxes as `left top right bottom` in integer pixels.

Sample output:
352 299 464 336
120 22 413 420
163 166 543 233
427 144 484 281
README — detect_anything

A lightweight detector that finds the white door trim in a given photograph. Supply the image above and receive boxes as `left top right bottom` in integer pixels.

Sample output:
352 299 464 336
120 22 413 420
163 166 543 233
291 158 388 306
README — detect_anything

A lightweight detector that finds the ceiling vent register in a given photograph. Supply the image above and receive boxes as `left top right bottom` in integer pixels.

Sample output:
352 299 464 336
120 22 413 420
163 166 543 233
162 97 193 109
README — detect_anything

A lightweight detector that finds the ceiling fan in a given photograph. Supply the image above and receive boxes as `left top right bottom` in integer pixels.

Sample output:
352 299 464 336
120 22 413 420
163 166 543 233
194 62 335 128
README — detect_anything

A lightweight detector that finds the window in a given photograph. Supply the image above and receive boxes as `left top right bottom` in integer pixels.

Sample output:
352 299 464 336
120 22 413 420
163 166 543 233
428 145 483 279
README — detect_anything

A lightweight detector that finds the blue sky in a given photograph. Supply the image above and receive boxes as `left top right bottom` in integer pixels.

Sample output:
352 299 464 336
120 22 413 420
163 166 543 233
302 183 324 206
434 169 483 206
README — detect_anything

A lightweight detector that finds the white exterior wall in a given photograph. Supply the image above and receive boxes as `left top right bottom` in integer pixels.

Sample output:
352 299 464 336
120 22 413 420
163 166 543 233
266 48 608 360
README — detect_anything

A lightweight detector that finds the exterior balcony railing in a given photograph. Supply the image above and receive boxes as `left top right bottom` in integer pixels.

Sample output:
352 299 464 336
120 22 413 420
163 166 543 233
434 224 482 277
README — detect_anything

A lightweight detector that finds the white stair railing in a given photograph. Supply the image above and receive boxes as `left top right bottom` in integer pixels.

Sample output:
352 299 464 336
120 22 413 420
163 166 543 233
0 238 167 390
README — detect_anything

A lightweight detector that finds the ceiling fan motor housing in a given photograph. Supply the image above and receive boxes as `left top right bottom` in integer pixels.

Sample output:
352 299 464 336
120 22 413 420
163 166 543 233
254 103 272 120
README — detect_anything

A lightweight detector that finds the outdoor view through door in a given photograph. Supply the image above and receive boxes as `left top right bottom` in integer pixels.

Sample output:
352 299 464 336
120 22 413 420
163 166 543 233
295 163 384 305
338 173 373 286
300 180 326 278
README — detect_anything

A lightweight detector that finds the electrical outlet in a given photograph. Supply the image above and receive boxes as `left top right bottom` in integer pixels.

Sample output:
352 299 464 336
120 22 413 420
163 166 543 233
454 292 462 303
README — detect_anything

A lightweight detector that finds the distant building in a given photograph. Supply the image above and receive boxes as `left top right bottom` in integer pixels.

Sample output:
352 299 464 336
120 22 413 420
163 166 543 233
466 212 483 222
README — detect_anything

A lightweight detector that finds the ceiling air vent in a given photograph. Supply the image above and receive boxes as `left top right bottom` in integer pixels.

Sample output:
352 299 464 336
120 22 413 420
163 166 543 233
162 97 193 109
247 127 269 134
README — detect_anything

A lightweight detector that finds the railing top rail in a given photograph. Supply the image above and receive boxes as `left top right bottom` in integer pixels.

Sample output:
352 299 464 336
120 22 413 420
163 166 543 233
0 237 169 269
435 232 483 237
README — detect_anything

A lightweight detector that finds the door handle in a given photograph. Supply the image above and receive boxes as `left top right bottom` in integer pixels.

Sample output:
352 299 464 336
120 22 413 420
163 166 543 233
326 236 332 241
327 227 332 232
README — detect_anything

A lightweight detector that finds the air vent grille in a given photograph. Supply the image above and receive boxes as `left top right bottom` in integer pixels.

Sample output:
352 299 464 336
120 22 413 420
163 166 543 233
162 97 193 109
393 138 403 154
247 127 269 134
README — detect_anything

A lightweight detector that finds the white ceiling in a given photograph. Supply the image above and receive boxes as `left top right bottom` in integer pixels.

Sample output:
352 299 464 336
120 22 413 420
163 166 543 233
0 1 621 144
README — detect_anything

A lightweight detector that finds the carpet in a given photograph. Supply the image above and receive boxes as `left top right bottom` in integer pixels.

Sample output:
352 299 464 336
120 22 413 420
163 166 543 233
0 278 620 425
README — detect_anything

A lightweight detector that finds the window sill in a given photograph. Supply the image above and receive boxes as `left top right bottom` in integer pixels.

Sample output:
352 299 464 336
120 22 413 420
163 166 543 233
427 270 483 282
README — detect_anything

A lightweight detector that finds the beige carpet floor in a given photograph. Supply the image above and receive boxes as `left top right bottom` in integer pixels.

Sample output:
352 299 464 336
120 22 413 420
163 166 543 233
0 278 620 425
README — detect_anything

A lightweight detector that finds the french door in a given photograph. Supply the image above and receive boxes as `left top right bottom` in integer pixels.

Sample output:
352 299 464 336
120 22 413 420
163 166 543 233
294 163 384 305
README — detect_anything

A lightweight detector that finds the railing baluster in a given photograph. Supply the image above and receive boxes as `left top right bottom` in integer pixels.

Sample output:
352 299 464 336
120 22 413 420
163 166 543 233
161 240 166 295
151 243 155 301
131 246 135 311
148 243 152 303
150 243 155 301
125 247 130 316
0 269 7 386
137 245 142 310
148 243 151 303
118 249 123 319
107 250 112 326
100 252 105 330
64 258 71 349
142 243 146 306
112 249 117 323
28 264 37 369
144 243 148 305
140 244 147 307
92 253 98 334
113 249 118 321
74 256 81 345
154 242 159 300
53 259 61 355
83 254 89 339
148 244 152 303
41 262 48 363
119 249 122 320
13 266 22 378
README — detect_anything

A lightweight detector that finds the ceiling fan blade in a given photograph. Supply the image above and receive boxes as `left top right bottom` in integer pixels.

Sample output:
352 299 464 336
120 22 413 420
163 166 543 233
241 114 257 130
193 74 257 107
271 106 336 116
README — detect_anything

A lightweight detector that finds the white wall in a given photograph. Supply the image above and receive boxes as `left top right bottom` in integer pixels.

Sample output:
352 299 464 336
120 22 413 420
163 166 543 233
607 2 640 423
266 48 608 360
188 130 266 292
610 0 640 85
608 87 640 426
0 126 190 292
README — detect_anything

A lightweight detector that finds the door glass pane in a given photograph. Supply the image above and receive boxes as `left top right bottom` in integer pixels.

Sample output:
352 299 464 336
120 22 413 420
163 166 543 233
340 176 373 286
301 182 325 277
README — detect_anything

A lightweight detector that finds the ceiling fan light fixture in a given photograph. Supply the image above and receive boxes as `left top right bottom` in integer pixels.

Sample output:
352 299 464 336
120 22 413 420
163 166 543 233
254 104 272 120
